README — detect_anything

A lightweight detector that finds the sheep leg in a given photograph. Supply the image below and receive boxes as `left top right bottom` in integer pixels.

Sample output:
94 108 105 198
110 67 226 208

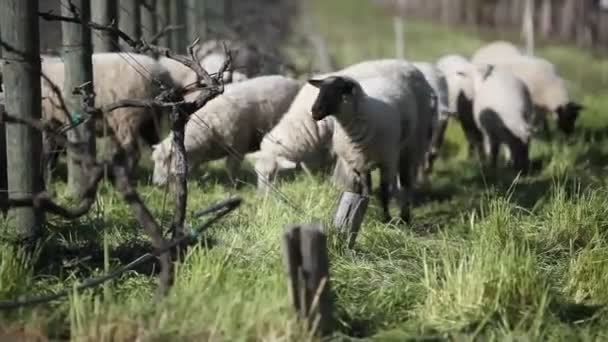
225 156 242 187
509 138 530 175
397 157 414 225
489 140 499 170
378 167 392 223
541 113 551 139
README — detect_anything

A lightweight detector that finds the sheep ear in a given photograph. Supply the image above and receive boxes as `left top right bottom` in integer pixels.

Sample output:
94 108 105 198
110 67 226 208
276 156 297 170
308 79 324 89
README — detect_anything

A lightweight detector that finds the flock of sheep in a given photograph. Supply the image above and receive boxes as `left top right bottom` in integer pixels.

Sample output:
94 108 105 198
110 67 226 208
1 39 584 225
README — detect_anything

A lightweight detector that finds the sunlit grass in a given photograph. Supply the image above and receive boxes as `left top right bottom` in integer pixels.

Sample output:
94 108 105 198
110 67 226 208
1 0 608 340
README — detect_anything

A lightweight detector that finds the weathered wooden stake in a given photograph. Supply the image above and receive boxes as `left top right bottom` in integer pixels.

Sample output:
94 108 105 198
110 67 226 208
333 191 369 249
0 26 7 217
91 0 118 52
282 224 333 336
62 0 96 199
0 100 6 217
0 0 45 243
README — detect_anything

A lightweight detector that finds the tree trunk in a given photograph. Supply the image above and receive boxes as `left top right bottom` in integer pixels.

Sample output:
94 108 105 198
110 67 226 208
522 0 535 55
62 0 96 199
119 0 141 46
141 0 158 41
0 0 45 243
156 0 171 47
91 0 118 52
170 0 186 52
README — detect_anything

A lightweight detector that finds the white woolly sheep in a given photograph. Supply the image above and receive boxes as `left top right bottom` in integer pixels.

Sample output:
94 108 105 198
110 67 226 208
483 55 583 135
151 75 301 186
436 54 484 157
249 59 437 197
466 64 534 172
413 61 452 176
308 63 436 224
40 52 175 172
471 40 523 65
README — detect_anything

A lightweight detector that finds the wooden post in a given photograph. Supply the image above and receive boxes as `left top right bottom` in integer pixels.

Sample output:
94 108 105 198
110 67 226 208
522 0 535 55
119 0 141 47
62 0 96 199
141 0 158 42
91 0 118 52
0 96 6 217
0 26 7 217
0 0 45 242
333 191 369 249
156 0 171 47
170 0 186 52
282 224 333 336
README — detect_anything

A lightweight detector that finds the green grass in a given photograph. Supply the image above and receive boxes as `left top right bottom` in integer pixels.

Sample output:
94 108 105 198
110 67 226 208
2 0 608 340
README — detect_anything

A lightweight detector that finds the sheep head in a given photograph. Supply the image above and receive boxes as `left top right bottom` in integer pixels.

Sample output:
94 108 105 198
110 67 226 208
556 101 584 136
308 76 358 121
248 151 297 195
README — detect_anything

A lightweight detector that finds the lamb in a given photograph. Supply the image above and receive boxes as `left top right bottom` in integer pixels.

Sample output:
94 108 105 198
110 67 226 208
307 64 436 224
436 54 483 158
151 75 301 186
471 40 523 65
41 52 175 173
481 55 583 135
413 61 452 176
247 77 336 195
158 56 248 89
249 59 437 196
465 64 534 173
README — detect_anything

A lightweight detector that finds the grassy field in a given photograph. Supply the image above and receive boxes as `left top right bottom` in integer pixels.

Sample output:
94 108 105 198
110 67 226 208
3 0 608 340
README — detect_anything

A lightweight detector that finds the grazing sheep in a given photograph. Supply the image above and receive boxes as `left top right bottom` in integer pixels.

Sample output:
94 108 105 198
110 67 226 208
413 61 452 176
41 52 175 173
466 64 534 173
247 78 337 194
308 65 436 224
151 75 301 186
436 54 484 157
471 40 523 65
484 55 583 135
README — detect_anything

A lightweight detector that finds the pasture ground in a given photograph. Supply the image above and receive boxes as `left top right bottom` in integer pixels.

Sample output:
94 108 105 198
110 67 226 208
2 0 608 340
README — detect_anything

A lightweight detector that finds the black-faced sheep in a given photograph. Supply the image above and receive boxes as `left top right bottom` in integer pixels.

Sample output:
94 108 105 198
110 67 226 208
307 66 436 224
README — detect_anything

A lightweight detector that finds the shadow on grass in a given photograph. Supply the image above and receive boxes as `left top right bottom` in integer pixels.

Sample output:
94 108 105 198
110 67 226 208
34 225 219 280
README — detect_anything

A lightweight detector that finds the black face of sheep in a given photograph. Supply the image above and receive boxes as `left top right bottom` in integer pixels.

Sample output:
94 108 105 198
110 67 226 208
308 76 356 121
556 102 583 135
